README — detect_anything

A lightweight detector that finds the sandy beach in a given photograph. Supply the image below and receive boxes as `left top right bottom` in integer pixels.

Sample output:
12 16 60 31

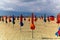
0 18 60 40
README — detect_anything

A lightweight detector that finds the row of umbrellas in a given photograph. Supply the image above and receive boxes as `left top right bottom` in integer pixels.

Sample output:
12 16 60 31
0 13 60 38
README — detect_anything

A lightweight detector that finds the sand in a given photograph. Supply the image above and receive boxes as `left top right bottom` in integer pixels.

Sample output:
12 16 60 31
0 18 60 40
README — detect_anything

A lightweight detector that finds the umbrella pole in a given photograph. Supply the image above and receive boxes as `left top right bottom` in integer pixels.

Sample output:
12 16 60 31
32 30 34 38
13 24 14 28
58 23 59 27
44 22 46 27
20 26 21 32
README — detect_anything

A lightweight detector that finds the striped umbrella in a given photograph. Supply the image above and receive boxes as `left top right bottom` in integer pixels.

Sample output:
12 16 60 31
2 16 4 22
9 16 12 22
5 16 8 23
0 16 1 21
55 27 60 37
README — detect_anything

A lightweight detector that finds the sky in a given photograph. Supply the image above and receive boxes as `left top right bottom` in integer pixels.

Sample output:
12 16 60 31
0 0 60 16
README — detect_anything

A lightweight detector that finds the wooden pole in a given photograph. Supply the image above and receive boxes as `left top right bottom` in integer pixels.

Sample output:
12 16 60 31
32 30 33 38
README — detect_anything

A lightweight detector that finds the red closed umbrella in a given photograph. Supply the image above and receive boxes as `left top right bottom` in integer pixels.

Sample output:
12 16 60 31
47 16 50 22
30 13 35 38
57 13 60 24
20 14 23 22
30 13 35 30
49 16 54 21
9 16 12 22
20 14 24 31
58 30 60 36
30 23 35 30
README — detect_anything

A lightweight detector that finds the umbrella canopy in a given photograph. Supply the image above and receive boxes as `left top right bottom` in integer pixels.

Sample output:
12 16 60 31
2 16 4 22
12 15 15 24
5 16 8 23
44 14 46 22
9 16 12 22
40 16 43 20
17 16 19 20
55 27 60 37
20 14 24 26
24 17 26 21
47 16 50 22
0 16 1 21
30 13 35 30
49 16 55 21
57 13 60 24
34 15 37 22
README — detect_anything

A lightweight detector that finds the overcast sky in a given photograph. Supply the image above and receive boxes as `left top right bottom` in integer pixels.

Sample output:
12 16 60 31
0 0 60 16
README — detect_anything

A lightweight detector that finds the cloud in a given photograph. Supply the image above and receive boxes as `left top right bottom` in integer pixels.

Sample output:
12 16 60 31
0 0 60 15
55 6 60 9
20 0 36 2
0 6 14 11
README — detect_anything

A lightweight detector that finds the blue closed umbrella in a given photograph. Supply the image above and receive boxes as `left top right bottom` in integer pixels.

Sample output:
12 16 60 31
12 15 15 28
20 22 24 26
55 32 58 37
44 14 46 22
12 15 15 24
